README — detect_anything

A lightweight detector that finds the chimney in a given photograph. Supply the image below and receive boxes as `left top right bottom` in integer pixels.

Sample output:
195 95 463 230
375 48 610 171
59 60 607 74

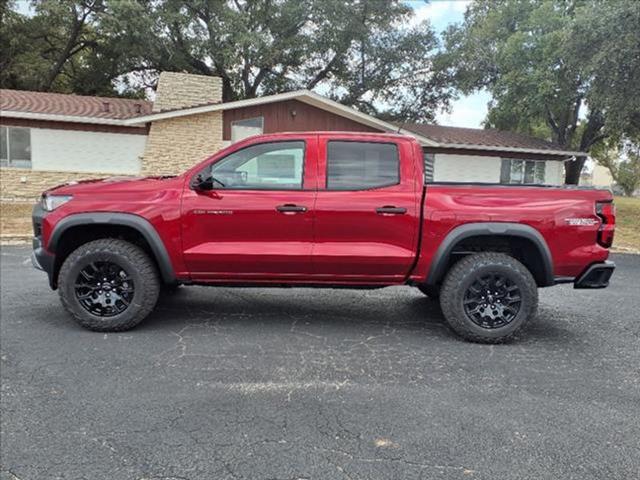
102 101 110 113
152 72 223 113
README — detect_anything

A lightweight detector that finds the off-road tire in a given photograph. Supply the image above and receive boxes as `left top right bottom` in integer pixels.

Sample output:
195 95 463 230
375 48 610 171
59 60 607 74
439 252 538 343
58 239 160 332
417 285 440 299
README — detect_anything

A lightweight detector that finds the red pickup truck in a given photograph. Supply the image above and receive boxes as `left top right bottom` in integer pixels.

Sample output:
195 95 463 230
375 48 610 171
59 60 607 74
32 132 616 343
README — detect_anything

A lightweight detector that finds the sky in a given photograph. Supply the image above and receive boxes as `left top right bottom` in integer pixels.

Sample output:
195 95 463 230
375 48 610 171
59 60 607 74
407 0 490 128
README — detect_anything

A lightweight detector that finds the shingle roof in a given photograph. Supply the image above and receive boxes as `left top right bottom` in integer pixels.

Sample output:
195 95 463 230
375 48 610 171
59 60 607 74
0 88 581 155
401 123 568 153
0 89 152 120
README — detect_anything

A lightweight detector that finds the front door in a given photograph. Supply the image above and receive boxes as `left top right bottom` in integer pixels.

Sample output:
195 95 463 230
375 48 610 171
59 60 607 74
181 137 317 281
312 135 421 282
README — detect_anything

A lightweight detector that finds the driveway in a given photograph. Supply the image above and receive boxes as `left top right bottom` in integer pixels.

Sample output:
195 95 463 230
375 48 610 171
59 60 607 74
1 246 639 480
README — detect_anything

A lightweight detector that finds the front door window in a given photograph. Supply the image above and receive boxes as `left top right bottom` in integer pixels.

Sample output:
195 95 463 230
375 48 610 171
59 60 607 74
209 141 304 190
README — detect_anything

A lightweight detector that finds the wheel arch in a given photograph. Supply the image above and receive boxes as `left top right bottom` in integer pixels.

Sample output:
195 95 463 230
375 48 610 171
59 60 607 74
49 213 176 287
425 222 554 287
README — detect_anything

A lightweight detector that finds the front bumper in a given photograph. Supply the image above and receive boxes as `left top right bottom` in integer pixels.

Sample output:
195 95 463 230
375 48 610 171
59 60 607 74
32 204 56 289
574 261 615 289
32 235 56 288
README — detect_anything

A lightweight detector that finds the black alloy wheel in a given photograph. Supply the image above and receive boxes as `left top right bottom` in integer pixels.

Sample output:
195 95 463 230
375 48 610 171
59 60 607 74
439 252 538 343
58 238 160 331
462 273 522 329
74 261 134 317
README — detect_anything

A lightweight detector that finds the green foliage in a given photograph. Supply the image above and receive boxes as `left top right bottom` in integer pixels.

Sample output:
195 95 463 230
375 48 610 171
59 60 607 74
0 0 121 95
592 139 640 197
439 0 640 184
616 155 640 197
2 0 452 121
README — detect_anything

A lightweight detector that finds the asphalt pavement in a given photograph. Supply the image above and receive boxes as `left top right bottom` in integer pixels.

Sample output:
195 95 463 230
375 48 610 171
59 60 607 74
1 245 639 480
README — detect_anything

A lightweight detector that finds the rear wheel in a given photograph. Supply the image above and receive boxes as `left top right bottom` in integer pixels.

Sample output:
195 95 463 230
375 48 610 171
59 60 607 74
58 239 160 331
439 252 538 343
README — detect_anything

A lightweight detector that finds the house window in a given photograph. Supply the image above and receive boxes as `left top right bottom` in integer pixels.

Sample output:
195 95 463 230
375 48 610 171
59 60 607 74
424 152 435 183
326 141 399 190
0 126 32 168
231 117 264 142
500 158 546 184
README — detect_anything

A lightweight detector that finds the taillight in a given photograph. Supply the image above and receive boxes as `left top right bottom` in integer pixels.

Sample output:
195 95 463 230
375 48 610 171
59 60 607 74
596 201 616 248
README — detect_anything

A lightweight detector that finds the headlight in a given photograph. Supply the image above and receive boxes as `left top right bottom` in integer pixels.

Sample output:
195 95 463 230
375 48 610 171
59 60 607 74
41 194 73 211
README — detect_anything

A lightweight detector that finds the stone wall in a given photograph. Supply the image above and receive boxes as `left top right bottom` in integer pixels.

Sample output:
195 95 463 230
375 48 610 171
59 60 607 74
141 111 223 175
0 167 116 201
142 72 225 175
152 72 222 112
1 167 123 239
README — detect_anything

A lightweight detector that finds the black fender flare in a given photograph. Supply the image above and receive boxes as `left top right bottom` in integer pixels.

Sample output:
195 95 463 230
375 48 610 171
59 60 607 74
425 222 554 287
49 212 176 284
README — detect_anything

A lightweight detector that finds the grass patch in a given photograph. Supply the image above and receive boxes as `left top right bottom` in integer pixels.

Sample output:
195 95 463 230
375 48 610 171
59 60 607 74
0 202 34 238
613 196 640 252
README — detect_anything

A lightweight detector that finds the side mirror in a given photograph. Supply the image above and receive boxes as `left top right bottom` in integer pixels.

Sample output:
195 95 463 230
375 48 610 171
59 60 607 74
192 174 214 191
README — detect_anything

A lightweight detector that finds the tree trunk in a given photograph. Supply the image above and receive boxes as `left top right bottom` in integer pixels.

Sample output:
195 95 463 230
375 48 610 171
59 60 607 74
564 156 586 185
563 111 606 185
42 19 83 91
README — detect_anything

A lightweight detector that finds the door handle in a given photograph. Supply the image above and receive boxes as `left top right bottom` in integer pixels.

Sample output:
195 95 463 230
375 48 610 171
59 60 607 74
376 206 407 215
276 204 307 213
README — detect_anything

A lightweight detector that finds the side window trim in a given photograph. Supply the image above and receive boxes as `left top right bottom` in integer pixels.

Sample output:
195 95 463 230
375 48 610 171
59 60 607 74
325 140 401 191
194 140 307 191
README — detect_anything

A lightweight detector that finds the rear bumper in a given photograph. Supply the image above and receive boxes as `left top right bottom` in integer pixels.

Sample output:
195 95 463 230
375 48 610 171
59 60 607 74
574 261 615 289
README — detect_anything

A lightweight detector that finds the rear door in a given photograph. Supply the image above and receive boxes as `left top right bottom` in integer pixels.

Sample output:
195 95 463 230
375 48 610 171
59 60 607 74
312 135 421 282
181 136 317 281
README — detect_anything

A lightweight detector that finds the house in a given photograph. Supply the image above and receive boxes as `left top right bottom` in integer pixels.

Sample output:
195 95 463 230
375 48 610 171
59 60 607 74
0 90 152 199
1 72 584 201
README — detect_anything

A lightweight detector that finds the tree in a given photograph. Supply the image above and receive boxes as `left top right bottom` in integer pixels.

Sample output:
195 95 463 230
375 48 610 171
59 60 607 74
0 0 120 95
2 0 452 122
110 0 451 121
593 140 640 197
439 0 640 184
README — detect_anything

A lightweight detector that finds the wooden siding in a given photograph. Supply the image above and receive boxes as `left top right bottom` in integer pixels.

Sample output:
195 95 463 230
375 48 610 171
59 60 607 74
222 99 380 140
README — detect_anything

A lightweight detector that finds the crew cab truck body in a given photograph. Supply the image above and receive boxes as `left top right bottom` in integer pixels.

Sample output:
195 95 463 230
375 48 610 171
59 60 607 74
32 132 616 343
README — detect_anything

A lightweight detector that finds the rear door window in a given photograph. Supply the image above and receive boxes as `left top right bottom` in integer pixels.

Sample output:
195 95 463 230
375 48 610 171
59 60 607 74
326 141 399 190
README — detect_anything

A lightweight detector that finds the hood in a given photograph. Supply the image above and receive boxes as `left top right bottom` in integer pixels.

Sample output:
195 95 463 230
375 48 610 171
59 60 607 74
46 175 180 196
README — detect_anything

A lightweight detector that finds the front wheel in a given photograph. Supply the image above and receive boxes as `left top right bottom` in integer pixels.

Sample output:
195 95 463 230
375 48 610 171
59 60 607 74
417 284 440 300
439 252 538 343
58 239 160 331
